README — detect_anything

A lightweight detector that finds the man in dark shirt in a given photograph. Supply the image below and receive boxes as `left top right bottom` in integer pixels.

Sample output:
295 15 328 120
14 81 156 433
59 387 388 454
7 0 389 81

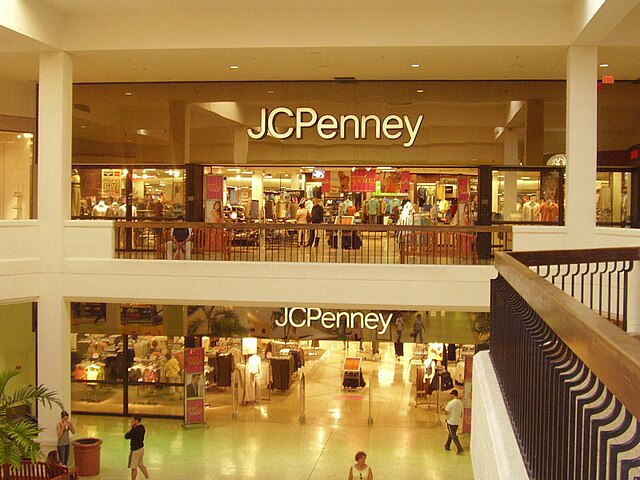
124 414 150 480
308 198 324 247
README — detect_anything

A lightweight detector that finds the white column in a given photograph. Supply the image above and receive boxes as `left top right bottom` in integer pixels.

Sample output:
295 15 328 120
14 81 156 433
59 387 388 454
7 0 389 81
37 51 73 443
566 46 598 245
502 130 519 220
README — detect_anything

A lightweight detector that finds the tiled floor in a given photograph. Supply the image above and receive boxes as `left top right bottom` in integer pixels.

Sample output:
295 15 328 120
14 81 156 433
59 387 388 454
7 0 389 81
65 342 474 479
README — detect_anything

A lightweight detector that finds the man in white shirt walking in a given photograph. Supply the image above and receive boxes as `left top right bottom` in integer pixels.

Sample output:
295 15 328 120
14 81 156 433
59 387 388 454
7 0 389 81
444 389 464 455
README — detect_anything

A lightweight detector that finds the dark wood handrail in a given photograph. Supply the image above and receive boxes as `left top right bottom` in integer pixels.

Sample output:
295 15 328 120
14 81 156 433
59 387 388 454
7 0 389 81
495 250 640 420
509 246 640 266
114 220 512 234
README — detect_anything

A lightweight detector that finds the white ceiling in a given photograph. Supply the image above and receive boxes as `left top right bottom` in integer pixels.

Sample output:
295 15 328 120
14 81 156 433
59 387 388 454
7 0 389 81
0 0 639 83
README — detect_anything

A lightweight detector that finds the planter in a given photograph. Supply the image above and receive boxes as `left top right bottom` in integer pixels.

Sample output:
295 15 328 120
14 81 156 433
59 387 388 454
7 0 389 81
71 437 103 476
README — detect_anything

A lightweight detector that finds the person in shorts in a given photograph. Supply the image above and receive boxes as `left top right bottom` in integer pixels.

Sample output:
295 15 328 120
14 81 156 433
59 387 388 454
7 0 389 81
124 414 150 480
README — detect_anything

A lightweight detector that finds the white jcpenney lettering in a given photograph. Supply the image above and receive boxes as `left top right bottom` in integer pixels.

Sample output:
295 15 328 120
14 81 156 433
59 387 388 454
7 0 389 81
247 107 423 148
276 307 393 335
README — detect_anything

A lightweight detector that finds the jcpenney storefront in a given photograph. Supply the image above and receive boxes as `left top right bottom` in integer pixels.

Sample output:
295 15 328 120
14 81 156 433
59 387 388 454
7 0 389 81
71 302 481 421
68 80 604 229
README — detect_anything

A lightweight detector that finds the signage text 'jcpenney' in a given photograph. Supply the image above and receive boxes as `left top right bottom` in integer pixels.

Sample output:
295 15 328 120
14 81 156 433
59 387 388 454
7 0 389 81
275 307 393 335
247 107 423 148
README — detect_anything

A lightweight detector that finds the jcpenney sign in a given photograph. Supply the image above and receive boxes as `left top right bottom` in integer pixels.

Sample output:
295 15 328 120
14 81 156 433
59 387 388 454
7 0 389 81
275 307 393 335
247 107 423 148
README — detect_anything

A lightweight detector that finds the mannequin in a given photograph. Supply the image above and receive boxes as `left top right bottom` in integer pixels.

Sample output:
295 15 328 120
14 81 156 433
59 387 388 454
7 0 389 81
540 197 559 222
399 200 415 225
522 195 540 222
118 202 137 218
71 169 81 217
92 200 109 217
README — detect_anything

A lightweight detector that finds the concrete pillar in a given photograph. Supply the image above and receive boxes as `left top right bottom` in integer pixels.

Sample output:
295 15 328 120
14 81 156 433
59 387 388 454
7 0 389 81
37 51 73 443
524 100 544 165
252 173 264 218
234 127 249 164
502 130 519 220
168 101 187 163
566 46 598 245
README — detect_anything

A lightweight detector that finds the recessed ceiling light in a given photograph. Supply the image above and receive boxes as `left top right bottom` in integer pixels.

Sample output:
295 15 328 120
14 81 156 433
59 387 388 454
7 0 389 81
125 92 133 96
411 64 420 68
267 90 275 94
599 63 609 68
230 65 239 69
417 89 424 93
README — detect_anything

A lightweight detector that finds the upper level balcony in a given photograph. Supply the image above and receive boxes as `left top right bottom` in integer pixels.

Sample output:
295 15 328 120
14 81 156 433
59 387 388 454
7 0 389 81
475 246 640 479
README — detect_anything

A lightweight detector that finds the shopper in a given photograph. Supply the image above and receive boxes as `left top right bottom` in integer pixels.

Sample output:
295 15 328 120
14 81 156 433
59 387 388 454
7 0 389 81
395 314 404 343
295 201 309 246
412 314 424 343
444 389 465 455
163 353 181 398
308 198 324 247
55 410 75 465
167 215 193 260
125 414 150 480
347 451 374 480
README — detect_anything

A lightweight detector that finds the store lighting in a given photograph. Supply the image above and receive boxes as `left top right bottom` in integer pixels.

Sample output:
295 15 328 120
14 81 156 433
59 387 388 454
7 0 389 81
125 92 133 96
411 64 420 68
229 65 239 69
417 89 424 93
599 63 609 68
241 170 254 175
122 169 128 175
521 176 531 180
23 133 33 139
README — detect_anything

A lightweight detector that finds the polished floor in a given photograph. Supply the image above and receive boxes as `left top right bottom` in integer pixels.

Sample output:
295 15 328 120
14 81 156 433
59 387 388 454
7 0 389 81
64 342 474 479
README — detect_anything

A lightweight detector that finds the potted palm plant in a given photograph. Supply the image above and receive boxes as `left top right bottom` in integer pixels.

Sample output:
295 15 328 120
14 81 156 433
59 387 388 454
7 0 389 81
0 369 63 474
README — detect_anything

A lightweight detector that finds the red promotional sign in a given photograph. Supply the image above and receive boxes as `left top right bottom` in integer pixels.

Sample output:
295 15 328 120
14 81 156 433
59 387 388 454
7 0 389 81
186 399 204 424
184 348 205 425
322 170 332 193
351 168 376 192
184 348 205 374
400 170 411 193
462 355 473 433
458 177 470 203
206 175 224 200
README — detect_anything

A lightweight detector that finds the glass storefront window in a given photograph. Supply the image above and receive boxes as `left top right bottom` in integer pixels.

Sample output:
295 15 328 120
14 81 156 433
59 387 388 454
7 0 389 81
71 166 185 219
70 302 187 417
0 131 33 219
596 170 632 226
491 168 563 224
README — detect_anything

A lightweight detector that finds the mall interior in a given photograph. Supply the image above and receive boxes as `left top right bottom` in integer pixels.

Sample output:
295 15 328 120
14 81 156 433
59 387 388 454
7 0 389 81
1 1 640 479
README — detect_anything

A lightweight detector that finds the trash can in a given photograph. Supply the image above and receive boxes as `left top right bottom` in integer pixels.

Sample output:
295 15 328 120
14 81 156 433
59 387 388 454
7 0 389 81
72 437 103 476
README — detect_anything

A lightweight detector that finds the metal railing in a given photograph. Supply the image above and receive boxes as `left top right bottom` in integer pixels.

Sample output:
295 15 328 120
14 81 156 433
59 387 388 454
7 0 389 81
509 247 639 331
114 221 512 265
492 249 640 480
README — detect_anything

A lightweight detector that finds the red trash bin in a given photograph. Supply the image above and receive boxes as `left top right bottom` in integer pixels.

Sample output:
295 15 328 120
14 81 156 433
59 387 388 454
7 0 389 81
72 437 103 476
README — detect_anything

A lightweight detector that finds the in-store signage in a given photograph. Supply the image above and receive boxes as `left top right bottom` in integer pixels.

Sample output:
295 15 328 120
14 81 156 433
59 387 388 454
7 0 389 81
247 107 423 148
276 307 393 335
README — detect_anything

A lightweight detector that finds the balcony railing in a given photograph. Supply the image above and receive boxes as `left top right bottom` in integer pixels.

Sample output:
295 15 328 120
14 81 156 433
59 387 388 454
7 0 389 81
492 249 640 480
114 221 512 265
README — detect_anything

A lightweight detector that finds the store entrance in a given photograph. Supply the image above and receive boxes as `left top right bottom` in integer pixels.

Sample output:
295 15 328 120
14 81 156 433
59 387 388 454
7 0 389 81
200 312 479 427
71 304 483 425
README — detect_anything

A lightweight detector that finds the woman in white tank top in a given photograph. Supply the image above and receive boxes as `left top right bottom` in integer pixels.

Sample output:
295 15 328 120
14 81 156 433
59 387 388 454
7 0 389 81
348 451 374 480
